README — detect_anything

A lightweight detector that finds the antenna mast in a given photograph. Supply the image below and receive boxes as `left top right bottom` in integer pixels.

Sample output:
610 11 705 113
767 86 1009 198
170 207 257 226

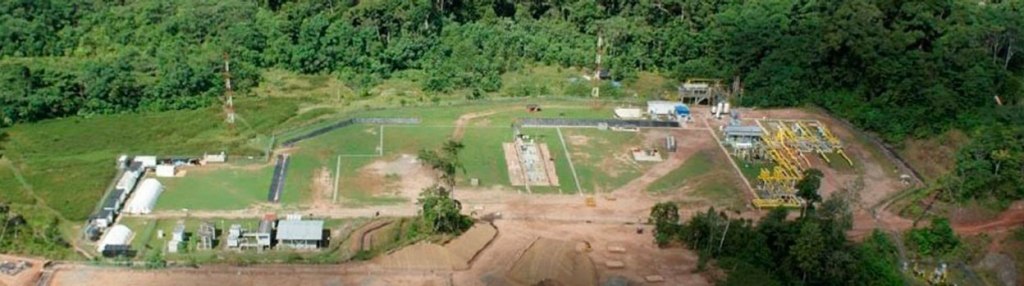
222 53 236 129
591 32 603 98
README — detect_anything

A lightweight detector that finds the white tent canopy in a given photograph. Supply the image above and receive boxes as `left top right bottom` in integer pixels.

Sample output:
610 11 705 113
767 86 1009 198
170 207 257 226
124 178 164 214
97 224 132 252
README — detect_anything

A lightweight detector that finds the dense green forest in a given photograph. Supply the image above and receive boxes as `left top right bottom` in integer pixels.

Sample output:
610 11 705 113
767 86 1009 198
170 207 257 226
3 0 1021 139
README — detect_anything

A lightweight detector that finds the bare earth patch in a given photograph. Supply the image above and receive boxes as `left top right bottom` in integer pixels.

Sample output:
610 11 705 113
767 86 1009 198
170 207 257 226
342 154 434 204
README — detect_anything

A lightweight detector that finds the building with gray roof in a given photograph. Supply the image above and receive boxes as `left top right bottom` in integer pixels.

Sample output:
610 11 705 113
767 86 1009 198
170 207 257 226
275 220 324 250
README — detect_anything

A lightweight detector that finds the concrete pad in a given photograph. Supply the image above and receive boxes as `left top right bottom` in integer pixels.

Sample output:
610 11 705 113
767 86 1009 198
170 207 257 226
605 261 625 269
645 275 665 282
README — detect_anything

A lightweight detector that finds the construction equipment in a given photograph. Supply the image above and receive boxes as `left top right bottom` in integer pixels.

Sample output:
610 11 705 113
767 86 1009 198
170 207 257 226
585 196 596 207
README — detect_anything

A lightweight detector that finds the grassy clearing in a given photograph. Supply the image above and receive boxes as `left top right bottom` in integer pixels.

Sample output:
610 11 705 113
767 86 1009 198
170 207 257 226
253 69 353 100
156 167 273 211
560 128 649 193
457 126 514 189
0 159 34 205
647 152 714 194
2 98 302 220
499 66 582 97
647 151 747 210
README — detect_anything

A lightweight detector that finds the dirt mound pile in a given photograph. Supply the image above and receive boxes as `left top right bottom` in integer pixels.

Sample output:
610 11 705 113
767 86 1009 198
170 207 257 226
375 242 468 270
506 238 598 286
446 222 498 263
376 223 497 271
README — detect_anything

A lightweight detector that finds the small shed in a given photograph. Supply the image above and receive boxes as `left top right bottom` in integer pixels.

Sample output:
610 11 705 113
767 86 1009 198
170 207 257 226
171 223 186 242
124 179 164 214
276 220 324 250
204 152 227 163
155 165 176 177
133 156 158 168
90 209 114 228
117 155 130 169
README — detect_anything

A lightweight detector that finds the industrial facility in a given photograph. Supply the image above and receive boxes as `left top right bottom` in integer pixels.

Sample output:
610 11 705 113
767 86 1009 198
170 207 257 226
721 113 853 208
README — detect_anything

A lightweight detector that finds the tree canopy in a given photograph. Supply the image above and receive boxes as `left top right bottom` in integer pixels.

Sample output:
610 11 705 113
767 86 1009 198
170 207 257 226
652 192 902 285
1 0 1020 146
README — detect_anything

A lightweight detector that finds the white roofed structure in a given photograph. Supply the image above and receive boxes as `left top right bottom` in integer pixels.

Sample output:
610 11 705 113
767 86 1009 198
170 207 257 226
97 224 132 252
124 179 164 214
613 108 643 119
133 156 157 168
155 165 176 177
647 101 680 116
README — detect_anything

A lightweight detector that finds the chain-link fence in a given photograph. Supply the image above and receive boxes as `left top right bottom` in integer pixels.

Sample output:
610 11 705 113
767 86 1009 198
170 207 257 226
519 117 680 128
281 117 420 147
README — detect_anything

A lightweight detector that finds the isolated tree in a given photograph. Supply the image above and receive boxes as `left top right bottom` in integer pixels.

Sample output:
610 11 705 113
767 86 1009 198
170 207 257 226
417 186 471 234
795 168 824 216
418 139 466 192
649 202 681 246
649 202 680 225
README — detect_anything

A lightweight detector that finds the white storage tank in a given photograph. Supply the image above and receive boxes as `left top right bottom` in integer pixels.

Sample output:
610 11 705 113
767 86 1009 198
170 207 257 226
97 224 132 252
124 179 164 214
723 102 731 114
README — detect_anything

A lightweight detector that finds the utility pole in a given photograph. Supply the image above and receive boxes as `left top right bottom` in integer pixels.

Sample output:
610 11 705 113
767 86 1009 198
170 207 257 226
591 31 604 98
222 53 236 130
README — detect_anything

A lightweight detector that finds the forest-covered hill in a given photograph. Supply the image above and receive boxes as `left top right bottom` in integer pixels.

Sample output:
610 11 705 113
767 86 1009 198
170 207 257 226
2 0 1020 139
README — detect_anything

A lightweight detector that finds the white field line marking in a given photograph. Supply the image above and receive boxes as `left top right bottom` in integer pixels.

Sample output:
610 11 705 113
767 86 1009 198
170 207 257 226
556 127 583 196
333 155 341 203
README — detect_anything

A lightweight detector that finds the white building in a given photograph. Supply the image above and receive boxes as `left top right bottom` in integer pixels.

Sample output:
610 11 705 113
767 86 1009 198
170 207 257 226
155 165 176 177
133 156 158 168
276 220 324 250
124 179 164 214
204 152 226 163
96 224 132 252
116 170 140 193
613 108 643 119
647 101 681 116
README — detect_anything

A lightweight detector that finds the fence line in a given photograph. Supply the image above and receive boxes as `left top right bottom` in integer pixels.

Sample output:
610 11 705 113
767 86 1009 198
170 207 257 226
519 117 680 128
281 117 420 147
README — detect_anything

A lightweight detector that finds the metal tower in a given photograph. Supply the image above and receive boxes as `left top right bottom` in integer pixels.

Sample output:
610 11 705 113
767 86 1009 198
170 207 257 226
222 53 236 128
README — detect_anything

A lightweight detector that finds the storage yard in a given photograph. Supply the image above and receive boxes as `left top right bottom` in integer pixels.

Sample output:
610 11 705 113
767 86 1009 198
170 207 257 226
43 96 912 286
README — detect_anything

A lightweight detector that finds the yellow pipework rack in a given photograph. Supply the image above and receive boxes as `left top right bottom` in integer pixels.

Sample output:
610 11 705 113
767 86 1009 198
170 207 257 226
748 119 854 209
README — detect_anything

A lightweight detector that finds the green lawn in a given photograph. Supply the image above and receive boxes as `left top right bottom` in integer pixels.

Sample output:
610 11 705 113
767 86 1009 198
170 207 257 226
2 98 302 220
647 152 715 194
560 128 650 194
457 126 514 189
648 151 748 209
156 166 274 211
0 159 34 205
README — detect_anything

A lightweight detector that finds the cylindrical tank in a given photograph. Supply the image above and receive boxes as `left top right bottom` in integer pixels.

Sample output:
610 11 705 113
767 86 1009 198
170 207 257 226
715 102 725 118
723 102 731 114
710 106 718 114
